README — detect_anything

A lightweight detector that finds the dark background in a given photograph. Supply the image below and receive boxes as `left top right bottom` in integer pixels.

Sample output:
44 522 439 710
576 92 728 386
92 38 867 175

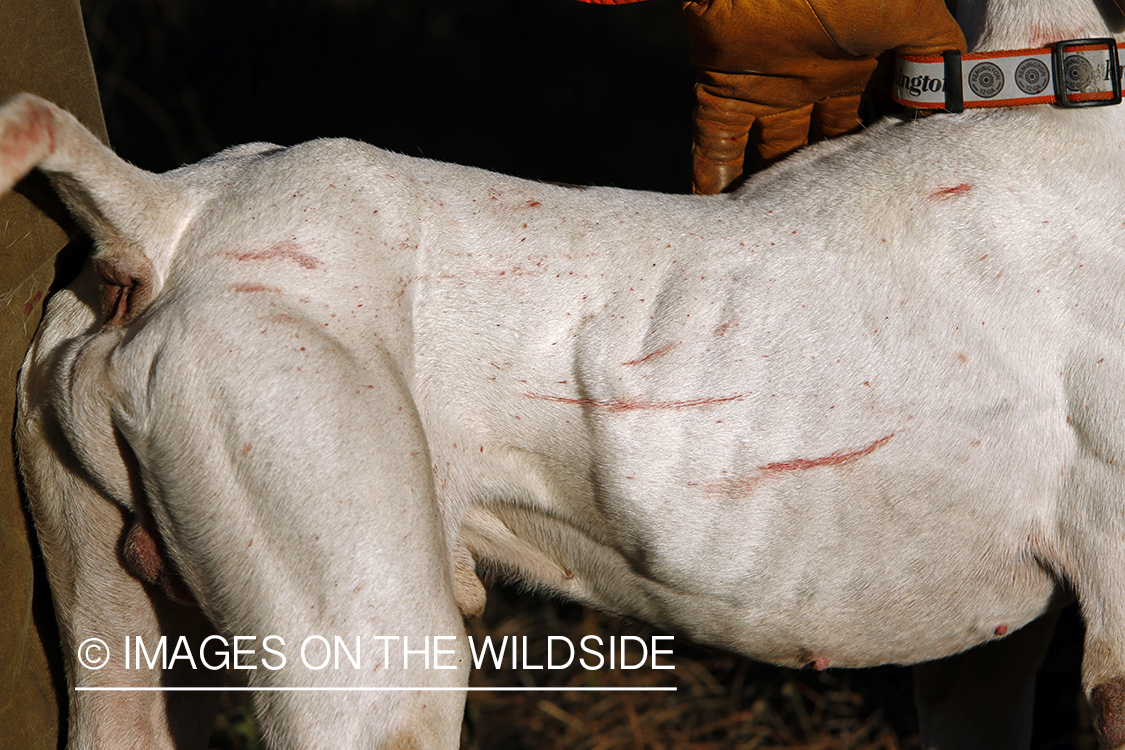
84 0 695 192
76 0 1090 747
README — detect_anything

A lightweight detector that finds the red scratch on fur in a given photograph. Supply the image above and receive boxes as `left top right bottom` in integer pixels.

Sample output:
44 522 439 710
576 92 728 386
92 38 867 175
622 341 679 366
929 184 972 200
232 283 282 294
705 433 895 496
233 241 322 269
269 312 300 326
713 320 737 337
759 434 894 473
525 392 743 412
1028 25 1086 47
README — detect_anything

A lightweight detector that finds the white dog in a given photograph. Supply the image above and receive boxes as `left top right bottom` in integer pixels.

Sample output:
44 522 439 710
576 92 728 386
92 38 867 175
7 0 1125 746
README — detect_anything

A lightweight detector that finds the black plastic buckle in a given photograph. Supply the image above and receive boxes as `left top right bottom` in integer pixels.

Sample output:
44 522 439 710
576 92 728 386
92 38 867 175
1052 37 1122 108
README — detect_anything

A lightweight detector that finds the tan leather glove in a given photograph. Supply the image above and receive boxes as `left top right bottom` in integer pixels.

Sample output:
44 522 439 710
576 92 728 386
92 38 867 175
683 0 967 193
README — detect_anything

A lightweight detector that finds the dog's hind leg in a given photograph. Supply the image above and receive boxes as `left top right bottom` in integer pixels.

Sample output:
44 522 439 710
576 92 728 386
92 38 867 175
116 322 469 749
18 275 223 750
913 609 1059 750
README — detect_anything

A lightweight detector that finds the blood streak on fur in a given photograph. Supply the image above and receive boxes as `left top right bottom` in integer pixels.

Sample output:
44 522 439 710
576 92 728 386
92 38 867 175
525 392 743 411
622 341 679 366
713 321 736 337
706 434 895 496
232 283 282 294
1029 25 1086 47
759 433 894 473
928 184 972 200
233 240 322 269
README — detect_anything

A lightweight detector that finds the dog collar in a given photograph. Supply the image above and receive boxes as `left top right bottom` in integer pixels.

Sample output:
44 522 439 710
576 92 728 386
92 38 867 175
893 37 1123 112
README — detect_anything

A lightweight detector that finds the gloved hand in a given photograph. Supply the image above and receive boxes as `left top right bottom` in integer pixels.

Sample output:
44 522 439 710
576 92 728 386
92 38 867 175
683 0 966 193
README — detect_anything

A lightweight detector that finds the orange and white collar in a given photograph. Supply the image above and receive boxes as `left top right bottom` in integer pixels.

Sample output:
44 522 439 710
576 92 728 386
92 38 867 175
894 38 1123 112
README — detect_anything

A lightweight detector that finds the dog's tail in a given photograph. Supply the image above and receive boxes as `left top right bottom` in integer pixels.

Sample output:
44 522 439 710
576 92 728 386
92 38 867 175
0 93 182 325
0 93 64 195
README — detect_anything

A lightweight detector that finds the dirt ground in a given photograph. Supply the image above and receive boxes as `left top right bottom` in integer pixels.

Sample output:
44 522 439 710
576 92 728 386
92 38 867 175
207 584 1092 750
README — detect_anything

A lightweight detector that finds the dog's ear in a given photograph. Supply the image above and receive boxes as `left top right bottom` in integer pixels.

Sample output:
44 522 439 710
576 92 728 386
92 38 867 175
0 93 175 324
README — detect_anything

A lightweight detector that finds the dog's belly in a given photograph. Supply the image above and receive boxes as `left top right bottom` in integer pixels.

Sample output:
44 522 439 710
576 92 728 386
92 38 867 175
459 425 1062 669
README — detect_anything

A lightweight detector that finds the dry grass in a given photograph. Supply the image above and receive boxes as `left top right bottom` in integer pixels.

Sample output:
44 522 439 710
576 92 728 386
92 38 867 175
207 588 922 750
460 592 919 750
206 589 1093 749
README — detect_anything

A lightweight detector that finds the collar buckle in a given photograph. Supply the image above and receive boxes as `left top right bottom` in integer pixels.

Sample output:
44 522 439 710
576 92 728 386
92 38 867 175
1052 38 1122 108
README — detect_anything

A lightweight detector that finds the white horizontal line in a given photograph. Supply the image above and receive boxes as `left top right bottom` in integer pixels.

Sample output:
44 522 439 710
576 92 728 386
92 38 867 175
77 686 677 692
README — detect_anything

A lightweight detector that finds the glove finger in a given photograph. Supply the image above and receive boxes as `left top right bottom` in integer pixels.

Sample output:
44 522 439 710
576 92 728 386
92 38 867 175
692 142 749 195
691 84 759 194
809 92 864 142
754 103 816 164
